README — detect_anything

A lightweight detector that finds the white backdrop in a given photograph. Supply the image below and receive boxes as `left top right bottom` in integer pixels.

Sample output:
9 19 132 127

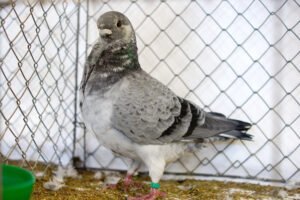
0 0 299 183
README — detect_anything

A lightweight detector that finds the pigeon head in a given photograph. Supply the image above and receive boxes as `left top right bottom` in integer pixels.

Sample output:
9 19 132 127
97 11 134 43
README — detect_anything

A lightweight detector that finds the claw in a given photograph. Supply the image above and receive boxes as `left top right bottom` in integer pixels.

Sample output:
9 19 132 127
103 183 118 189
128 188 166 200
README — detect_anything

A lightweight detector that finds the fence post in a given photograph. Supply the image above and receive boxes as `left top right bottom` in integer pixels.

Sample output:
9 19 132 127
73 0 81 163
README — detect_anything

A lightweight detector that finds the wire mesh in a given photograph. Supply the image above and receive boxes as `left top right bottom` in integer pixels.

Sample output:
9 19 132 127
0 0 299 183
0 0 79 169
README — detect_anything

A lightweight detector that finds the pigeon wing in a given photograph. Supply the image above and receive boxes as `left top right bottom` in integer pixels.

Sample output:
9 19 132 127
111 70 205 144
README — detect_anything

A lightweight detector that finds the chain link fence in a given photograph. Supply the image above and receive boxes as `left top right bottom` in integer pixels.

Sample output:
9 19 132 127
0 0 299 183
0 0 79 169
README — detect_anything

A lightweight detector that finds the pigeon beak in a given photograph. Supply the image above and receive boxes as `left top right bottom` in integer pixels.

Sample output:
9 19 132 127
99 28 112 37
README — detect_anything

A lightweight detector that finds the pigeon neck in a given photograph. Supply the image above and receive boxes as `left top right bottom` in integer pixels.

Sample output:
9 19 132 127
97 40 140 77
84 40 140 95
125 42 139 69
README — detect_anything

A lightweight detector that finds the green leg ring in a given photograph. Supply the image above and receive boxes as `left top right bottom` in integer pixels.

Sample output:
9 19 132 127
150 182 160 189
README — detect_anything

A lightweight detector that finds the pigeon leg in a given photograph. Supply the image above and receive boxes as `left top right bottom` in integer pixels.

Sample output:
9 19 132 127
129 159 166 200
104 174 136 190
124 174 143 190
105 159 141 190
124 159 142 189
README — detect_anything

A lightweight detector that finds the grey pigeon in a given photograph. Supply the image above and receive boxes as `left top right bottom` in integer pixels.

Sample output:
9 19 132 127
79 11 252 200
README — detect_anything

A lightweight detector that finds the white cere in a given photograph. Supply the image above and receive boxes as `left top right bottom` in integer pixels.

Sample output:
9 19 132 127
99 28 112 36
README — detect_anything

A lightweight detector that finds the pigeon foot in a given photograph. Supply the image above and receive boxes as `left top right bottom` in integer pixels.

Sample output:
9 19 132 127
124 174 143 190
104 183 118 189
128 188 166 200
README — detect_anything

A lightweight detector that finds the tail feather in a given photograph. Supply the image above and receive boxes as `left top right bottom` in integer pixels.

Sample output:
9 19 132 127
207 112 226 118
183 111 253 141
220 130 253 141
230 119 252 131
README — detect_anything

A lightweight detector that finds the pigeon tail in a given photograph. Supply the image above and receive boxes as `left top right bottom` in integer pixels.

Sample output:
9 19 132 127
183 112 253 141
218 117 252 141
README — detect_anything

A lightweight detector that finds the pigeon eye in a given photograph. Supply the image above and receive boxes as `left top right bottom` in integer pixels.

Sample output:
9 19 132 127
117 20 122 28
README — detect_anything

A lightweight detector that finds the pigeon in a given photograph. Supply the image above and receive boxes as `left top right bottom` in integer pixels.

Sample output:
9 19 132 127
79 11 252 200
